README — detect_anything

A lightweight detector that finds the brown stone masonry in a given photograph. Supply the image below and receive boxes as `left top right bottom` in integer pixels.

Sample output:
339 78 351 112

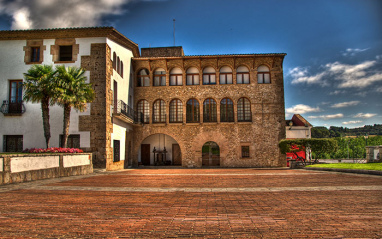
80 43 113 168
132 54 286 167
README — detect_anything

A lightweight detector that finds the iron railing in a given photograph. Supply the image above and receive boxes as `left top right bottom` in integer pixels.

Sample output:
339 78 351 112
0 100 26 115
115 100 144 124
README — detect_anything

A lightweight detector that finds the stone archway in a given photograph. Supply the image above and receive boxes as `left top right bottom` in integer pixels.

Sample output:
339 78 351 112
202 141 220 166
138 133 182 166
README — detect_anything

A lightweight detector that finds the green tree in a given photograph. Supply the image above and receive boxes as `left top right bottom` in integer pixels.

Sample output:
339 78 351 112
23 65 57 148
55 65 95 148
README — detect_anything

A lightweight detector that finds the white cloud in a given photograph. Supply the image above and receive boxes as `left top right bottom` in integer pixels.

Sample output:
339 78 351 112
0 0 133 29
290 60 382 88
289 67 327 85
354 113 377 119
285 104 320 114
331 101 360 108
308 113 344 120
376 87 382 93
342 120 363 125
329 90 345 95
342 48 369 57
376 55 382 60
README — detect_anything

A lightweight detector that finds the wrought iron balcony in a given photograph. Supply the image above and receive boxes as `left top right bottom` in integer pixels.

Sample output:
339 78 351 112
1 100 26 115
114 100 144 124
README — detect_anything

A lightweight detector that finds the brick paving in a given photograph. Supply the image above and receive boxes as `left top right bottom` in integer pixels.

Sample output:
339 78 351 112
0 169 382 238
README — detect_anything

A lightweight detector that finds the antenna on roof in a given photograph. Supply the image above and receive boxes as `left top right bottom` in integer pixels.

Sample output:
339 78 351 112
173 19 176 46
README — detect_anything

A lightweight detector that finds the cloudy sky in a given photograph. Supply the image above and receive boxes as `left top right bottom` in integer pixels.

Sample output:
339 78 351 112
0 0 381 128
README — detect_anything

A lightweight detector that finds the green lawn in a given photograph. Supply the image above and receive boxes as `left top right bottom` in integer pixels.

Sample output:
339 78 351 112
306 163 382 171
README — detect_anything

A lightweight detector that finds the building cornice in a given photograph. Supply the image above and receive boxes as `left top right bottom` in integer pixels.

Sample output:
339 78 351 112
0 27 140 57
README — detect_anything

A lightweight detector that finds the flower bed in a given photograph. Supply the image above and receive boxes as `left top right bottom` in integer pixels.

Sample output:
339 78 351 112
23 147 83 153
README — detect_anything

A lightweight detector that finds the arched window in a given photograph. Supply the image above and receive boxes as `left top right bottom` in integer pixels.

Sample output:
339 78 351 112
112 52 116 70
120 61 124 77
117 56 120 74
186 67 199 85
137 100 149 123
137 68 150 87
257 65 270 84
237 98 251 122
170 68 183 86
153 68 166 86
237 66 250 84
169 99 183 123
202 67 216 85
153 99 166 123
220 98 234 122
203 98 217 122
219 66 233 84
186 99 200 123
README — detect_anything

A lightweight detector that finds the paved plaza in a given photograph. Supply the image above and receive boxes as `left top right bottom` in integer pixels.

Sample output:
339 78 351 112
0 168 382 238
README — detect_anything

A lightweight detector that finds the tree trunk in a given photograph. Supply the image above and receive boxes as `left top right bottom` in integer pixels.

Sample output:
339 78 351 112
41 98 51 148
62 104 71 148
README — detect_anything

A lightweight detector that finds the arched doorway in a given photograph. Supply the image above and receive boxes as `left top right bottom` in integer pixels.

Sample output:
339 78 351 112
202 141 220 166
139 134 182 166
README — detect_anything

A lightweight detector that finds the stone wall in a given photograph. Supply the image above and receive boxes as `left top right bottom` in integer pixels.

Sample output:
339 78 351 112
141 47 184 57
80 43 113 168
0 153 93 185
132 55 286 167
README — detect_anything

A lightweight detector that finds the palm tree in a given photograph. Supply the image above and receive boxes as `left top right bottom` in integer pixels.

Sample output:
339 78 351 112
23 65 57 148
55 65 95 148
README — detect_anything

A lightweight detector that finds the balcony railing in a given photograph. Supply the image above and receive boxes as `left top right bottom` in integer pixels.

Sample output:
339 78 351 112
152 113 167 123
115 100 144 124
1 100 26 115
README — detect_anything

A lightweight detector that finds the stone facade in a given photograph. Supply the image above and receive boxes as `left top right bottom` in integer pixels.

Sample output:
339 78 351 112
0 27 287 170
132 53 286 167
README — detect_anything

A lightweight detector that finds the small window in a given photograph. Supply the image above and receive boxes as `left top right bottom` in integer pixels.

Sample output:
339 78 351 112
170 68 183 86
4 135 23 152
238 98 252 122
137 69 150 87
186 99 200 123
30 47 40 62
169 99 183 123
220 98 234 122
154 68 166 86
8 80 23 114
203 67 216 85
153 99 166 123
137 100 150 123
186 67 199 85
237 66 250 84
120 61 124 77
219 66 233 84
241 146 250 158
59 134 80 148
203 98 217 122
59 45 73 61
257 65 271 84
113 52 117 69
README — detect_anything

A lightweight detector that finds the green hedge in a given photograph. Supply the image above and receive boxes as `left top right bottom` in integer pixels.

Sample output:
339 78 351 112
279 138 338 155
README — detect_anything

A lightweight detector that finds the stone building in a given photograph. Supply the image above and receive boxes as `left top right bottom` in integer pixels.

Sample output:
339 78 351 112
0 27 287 169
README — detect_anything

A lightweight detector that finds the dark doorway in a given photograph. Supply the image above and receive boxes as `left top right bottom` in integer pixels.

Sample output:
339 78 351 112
141 144 151 165
172 144 182 165
113 140 120 162
202 141 220 166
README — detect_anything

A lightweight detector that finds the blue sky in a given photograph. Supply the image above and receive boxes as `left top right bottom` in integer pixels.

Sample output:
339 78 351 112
0 0 381 128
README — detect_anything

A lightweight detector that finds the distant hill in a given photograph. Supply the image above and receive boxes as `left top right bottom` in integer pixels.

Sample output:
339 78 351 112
312 124 382 138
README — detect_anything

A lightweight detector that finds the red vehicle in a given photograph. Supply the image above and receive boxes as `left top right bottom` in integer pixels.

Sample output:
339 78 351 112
286 144 306 167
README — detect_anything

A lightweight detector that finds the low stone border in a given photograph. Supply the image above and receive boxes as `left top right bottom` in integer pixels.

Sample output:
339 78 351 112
305 167 382 176
0 153 93 185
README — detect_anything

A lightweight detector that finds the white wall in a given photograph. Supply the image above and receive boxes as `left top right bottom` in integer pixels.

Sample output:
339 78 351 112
139 134 178 165
286 126 311 139
0 37 106 151
107 38 135 161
